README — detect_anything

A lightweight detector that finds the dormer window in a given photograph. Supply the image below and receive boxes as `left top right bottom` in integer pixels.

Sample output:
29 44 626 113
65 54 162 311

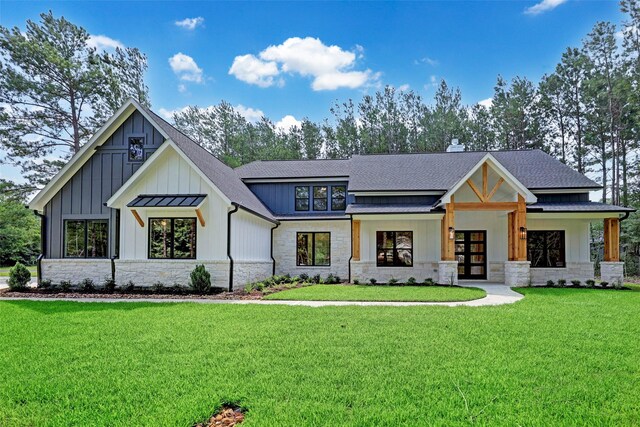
128 136 145 162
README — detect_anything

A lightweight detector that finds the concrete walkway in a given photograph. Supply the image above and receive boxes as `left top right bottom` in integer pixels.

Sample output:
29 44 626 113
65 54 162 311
0 283 523 307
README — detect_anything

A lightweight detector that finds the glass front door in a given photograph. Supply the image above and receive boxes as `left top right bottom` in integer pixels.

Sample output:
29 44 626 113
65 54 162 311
455 231 487 280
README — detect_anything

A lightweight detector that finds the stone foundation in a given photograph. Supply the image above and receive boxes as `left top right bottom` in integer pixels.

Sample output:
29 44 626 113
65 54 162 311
41 259 113 285
600 261 624 285
488 262 505 283
505 261 530 287
530 262 595 285
115 260 230 289
438 261 458 286
351 261 438 283
233 260 273 289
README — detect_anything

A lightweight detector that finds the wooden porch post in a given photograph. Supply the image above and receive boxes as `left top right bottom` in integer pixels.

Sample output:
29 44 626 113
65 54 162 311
515 194 527 261
352 220 361 261
604 218 620 262
441 197 455 261
507 211 514 261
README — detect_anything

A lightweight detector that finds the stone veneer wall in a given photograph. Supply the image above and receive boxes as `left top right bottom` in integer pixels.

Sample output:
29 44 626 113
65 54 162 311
488 262 505 283
530 262 595 284
600 261 624 285
41 259 112 285
351 261 438 283
115 260 230 288
273 220 350 280
504 261 531 287
438 261 458 286
233 260 273 289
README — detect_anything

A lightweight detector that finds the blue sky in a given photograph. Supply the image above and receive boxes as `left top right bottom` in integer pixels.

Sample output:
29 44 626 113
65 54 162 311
0 1 625 182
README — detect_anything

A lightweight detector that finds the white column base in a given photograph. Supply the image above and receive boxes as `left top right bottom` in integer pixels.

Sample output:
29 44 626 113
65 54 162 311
438 261 458 286
600 261 624 285
504 261 531 287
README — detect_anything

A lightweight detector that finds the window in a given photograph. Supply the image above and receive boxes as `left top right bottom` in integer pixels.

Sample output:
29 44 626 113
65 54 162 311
376 231 413 267
64 220 108 258
295 186 309 211
297 232 330 266
149 218 197 259
331 186 346 210
527 230 565 268
128 136 145 162
313 186 328 211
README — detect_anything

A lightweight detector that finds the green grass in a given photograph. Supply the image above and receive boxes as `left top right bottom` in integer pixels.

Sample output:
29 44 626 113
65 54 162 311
1 288 639 426
0 265 36 277
264 284 486 302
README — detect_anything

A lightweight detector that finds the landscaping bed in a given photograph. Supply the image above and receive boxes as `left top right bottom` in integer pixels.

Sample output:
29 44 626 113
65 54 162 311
264 284 487 302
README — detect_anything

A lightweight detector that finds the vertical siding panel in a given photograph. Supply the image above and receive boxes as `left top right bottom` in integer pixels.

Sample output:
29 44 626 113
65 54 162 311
81 164 92 214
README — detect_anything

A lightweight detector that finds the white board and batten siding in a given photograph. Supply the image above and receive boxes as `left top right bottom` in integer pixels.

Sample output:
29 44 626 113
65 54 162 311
230 209 273 261
116 145 228 260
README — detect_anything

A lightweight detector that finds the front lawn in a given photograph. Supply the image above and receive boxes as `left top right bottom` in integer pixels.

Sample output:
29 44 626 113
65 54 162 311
0 265 36 278
1 288 639 425
264 284 486 302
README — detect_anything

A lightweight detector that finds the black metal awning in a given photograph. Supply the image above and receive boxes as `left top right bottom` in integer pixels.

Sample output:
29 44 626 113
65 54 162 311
126 194 207 208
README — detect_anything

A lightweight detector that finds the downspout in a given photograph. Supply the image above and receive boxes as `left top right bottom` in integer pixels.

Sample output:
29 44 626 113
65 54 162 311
227 204 240 292
348 214 353 283
270 222 279 276
619 211 631 222
33 210 46 286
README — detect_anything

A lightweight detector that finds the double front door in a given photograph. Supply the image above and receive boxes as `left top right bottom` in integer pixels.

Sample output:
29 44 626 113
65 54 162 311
455 231 487 280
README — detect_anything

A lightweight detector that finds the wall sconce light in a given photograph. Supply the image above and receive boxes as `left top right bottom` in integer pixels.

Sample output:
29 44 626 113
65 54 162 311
519 226 527 240
448 227 455 240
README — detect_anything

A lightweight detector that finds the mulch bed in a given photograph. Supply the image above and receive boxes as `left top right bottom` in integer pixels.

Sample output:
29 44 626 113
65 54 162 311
0 288 264 300
194 406 245 427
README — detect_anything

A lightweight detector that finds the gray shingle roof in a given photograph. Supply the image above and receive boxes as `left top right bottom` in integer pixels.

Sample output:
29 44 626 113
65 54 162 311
527 202 635 213
236 159 351 179
345 204 434 214
143 108 276 222
348 150 600 192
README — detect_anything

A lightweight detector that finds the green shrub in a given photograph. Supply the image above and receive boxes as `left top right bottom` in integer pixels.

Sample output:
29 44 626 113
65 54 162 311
80 278 95 292
8 262 31 290
571 280 581 287
406 277 417 285
60 280 72 292
600 281 609 288
546 280 555 287
255 282 265 292
103 277 116 293
388 278 399 285
558 279 567 287
353 279 360 285
369 278 377 285
299 273 309 281
586 279 595 288
190 264 211 294
152 282 166 293
172 283 186 294
613 279 623 290
311 274 321 284
122 280 135 293
423 278 435 286
38 279 52 290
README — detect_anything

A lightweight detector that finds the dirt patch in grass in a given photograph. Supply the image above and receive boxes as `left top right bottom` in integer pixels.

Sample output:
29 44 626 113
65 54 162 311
194 405 245 426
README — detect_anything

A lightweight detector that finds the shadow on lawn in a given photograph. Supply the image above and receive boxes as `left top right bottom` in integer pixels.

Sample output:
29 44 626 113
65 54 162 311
1 299 174 315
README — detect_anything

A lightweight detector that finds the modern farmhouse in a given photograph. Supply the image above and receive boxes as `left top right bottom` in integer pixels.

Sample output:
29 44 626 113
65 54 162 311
28 99 634 289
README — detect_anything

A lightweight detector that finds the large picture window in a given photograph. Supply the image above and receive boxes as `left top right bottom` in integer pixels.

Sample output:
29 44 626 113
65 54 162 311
297 232 330 266
149 218 197 259
295 186 310 211
64 220 108 258
331 186 346 210
377 231 413 267
313 186 328 211
527 230 565 268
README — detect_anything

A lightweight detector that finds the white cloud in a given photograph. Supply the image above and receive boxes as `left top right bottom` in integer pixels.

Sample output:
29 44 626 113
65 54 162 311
175 17 204 30
424 75 438 90
178 84 187 93
87 35 124 51
524 0 567 15
235 104 264 123
229 37 378 91
478 98 493 108
169 53 204 83
398 84 410 92
229 54 280 88
415 57 439 66
276 115 302 131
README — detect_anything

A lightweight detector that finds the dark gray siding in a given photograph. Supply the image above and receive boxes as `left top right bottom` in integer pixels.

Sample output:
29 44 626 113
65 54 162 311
247 181 352 215
533 192 590 203
354 195 439 205
44 111 165 258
